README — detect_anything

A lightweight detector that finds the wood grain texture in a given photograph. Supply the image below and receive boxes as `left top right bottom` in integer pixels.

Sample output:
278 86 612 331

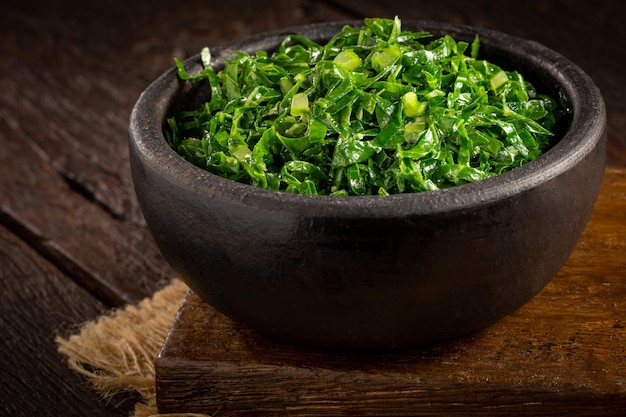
156 167 626 416
0 118 171 306
0 224 134 417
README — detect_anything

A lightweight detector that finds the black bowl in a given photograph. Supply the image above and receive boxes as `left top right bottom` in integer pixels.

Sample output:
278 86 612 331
129 21 606 350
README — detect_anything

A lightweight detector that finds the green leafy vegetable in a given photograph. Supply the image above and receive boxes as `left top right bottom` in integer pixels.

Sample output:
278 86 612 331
165 17 569 196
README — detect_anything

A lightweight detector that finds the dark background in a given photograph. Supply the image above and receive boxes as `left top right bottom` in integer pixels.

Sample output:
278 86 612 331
1 1 625 416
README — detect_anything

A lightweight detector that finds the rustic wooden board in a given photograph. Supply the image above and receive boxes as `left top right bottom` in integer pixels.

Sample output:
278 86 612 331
156 167 626 416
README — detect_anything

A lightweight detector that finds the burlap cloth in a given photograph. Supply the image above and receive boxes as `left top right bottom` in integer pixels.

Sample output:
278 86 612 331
56 279 208 417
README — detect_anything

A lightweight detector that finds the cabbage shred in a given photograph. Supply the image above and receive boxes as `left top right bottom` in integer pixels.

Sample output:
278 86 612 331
165 17 568 196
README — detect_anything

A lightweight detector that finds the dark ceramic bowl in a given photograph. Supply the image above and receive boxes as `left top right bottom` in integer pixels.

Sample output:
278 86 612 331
129 21 606 350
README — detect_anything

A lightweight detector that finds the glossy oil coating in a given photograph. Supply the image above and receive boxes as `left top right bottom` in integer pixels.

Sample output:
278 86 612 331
129 21 606 349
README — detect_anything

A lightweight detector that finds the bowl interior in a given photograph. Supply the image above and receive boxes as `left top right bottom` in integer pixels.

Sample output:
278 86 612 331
146 19 602 217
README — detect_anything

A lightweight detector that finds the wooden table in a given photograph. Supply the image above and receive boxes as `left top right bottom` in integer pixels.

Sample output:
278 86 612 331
1 1 624 416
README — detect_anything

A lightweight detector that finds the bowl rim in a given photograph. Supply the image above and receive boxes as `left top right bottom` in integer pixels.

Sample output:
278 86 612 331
129 19 606 218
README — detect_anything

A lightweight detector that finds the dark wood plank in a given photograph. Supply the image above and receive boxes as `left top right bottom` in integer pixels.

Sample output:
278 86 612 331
0 224 134 417
155 167 626 416
0 119 172 306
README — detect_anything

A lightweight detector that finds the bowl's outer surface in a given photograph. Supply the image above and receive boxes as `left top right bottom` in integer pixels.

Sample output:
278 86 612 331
129 21 607 349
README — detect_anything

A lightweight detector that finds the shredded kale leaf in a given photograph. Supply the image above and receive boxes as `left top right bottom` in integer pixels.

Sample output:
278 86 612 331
165 17 569 196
